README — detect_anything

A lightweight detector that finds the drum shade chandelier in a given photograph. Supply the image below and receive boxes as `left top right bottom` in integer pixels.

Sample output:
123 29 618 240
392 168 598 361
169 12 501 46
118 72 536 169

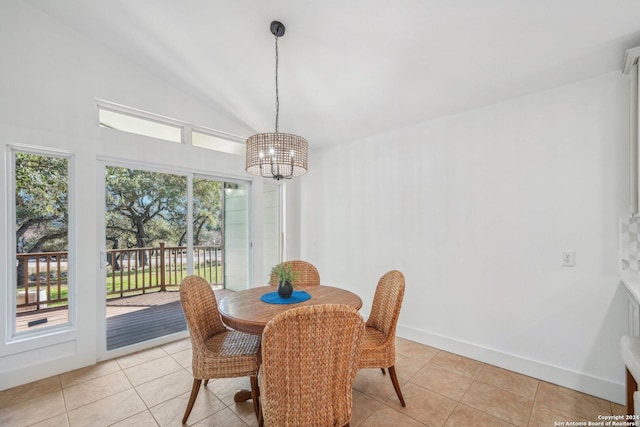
246 21 308 180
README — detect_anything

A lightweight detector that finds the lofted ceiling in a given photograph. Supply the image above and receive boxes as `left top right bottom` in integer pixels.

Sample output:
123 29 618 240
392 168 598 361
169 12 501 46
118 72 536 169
27 0 640 149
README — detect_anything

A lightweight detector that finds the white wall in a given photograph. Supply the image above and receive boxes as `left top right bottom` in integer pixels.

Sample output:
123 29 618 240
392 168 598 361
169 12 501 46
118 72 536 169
0 2 261 390
300 72 630 403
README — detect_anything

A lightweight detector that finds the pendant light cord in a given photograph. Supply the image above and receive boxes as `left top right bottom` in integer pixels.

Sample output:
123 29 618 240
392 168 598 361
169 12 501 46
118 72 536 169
275 33 280 134
245 21 307 180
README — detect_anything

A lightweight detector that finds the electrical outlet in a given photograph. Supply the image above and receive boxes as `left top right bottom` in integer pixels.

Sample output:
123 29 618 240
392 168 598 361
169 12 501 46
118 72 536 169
561 250 575 267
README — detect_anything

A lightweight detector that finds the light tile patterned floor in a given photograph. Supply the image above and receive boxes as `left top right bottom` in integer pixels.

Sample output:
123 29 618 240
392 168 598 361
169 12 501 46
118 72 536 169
0 337 626 426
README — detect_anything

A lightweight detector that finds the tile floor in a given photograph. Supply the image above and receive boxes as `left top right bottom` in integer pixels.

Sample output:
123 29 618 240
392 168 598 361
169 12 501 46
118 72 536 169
0 337 626 426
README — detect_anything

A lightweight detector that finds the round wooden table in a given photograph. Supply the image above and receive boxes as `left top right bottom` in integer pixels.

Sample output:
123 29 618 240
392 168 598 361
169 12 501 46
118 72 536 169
218 285 363 403
218 285 363 335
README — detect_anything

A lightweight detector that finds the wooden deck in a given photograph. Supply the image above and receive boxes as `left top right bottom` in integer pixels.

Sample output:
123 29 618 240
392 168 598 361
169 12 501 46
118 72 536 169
16 287 233 351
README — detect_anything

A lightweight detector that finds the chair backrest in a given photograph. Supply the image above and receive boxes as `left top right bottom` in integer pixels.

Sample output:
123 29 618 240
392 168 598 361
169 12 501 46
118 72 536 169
179 275 227 352
269 260 320 287
366 270 405 337
260 304 364 427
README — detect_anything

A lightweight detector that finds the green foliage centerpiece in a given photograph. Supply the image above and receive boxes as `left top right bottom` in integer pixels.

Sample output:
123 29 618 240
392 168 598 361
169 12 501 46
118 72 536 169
271 263 300 298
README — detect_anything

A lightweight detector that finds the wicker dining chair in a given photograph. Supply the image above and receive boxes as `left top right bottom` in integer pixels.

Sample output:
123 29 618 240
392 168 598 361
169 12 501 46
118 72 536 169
259 304 365 427
358 270 406 407
269 260 320 287
179 275 261 424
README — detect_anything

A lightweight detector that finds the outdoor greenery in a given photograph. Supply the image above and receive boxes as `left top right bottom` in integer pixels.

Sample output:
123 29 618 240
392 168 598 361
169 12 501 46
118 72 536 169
15 153 69 288
16 157 227 308
105 168 222 249
20 262 221 306
105 264 223 296
15 153 69 254
105 168 222 269
49 287 68 307
16 158 223 265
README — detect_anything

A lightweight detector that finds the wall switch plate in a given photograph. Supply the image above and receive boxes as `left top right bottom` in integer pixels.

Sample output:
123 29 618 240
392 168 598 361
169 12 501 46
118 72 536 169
561 250 576 267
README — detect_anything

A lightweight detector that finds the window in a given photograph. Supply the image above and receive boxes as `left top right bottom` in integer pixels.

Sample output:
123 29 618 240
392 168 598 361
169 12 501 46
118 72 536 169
98 106 182 143
97 100 246 156
11 149 72 335
192 129 245 156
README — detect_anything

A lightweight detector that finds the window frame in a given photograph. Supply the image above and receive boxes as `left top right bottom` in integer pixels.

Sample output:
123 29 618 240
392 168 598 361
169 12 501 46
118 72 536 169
4 145 77 349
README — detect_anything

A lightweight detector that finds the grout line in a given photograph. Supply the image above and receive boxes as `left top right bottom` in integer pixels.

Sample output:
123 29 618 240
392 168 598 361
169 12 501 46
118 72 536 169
441 402 460 427
3 339 623 426
526 379 541 425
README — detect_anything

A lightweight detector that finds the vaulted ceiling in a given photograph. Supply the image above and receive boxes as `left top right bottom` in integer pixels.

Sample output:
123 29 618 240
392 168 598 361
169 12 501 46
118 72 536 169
28 0 640 148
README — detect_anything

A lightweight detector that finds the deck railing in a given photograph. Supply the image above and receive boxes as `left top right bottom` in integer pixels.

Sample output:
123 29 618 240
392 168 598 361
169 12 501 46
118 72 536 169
16 243 223 311
16 251 68 312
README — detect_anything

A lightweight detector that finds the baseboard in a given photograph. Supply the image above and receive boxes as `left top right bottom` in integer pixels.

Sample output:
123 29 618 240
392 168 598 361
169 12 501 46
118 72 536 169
396 324 625 405
0 340 89 391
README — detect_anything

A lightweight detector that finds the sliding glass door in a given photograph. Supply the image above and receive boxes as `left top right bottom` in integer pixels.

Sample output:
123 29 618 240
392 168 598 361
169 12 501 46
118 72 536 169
104 166 188 351
101 162 250 352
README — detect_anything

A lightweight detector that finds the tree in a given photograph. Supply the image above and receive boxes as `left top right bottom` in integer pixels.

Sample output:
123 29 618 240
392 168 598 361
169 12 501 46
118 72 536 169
188 178 222 246
15 153 69 287
105 167 190 265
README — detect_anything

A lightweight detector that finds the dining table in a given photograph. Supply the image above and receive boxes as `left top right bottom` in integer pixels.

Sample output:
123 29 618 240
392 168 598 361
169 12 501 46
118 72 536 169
217 284 363 403
218 284 363 335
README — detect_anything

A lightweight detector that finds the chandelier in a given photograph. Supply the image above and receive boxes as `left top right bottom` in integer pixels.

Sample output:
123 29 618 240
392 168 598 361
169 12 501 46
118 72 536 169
246 21 308 180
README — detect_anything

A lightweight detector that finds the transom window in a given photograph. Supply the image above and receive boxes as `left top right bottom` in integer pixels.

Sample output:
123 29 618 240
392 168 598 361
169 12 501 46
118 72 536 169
97 100 246 155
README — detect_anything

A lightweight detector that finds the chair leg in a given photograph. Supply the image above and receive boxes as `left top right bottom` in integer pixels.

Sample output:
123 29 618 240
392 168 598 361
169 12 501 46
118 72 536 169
182 378 202 424
381 368 386 375
627 367 638 416
204 379 209 386
250 375 260 421
257 383 264 427
388 366 406 407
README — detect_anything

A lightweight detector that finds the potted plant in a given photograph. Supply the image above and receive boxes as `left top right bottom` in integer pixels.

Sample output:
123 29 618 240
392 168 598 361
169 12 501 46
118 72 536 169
271 263 300 298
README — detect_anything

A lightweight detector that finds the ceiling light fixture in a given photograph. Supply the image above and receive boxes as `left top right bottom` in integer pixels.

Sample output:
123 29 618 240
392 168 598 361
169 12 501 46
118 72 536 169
246 21 308 180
